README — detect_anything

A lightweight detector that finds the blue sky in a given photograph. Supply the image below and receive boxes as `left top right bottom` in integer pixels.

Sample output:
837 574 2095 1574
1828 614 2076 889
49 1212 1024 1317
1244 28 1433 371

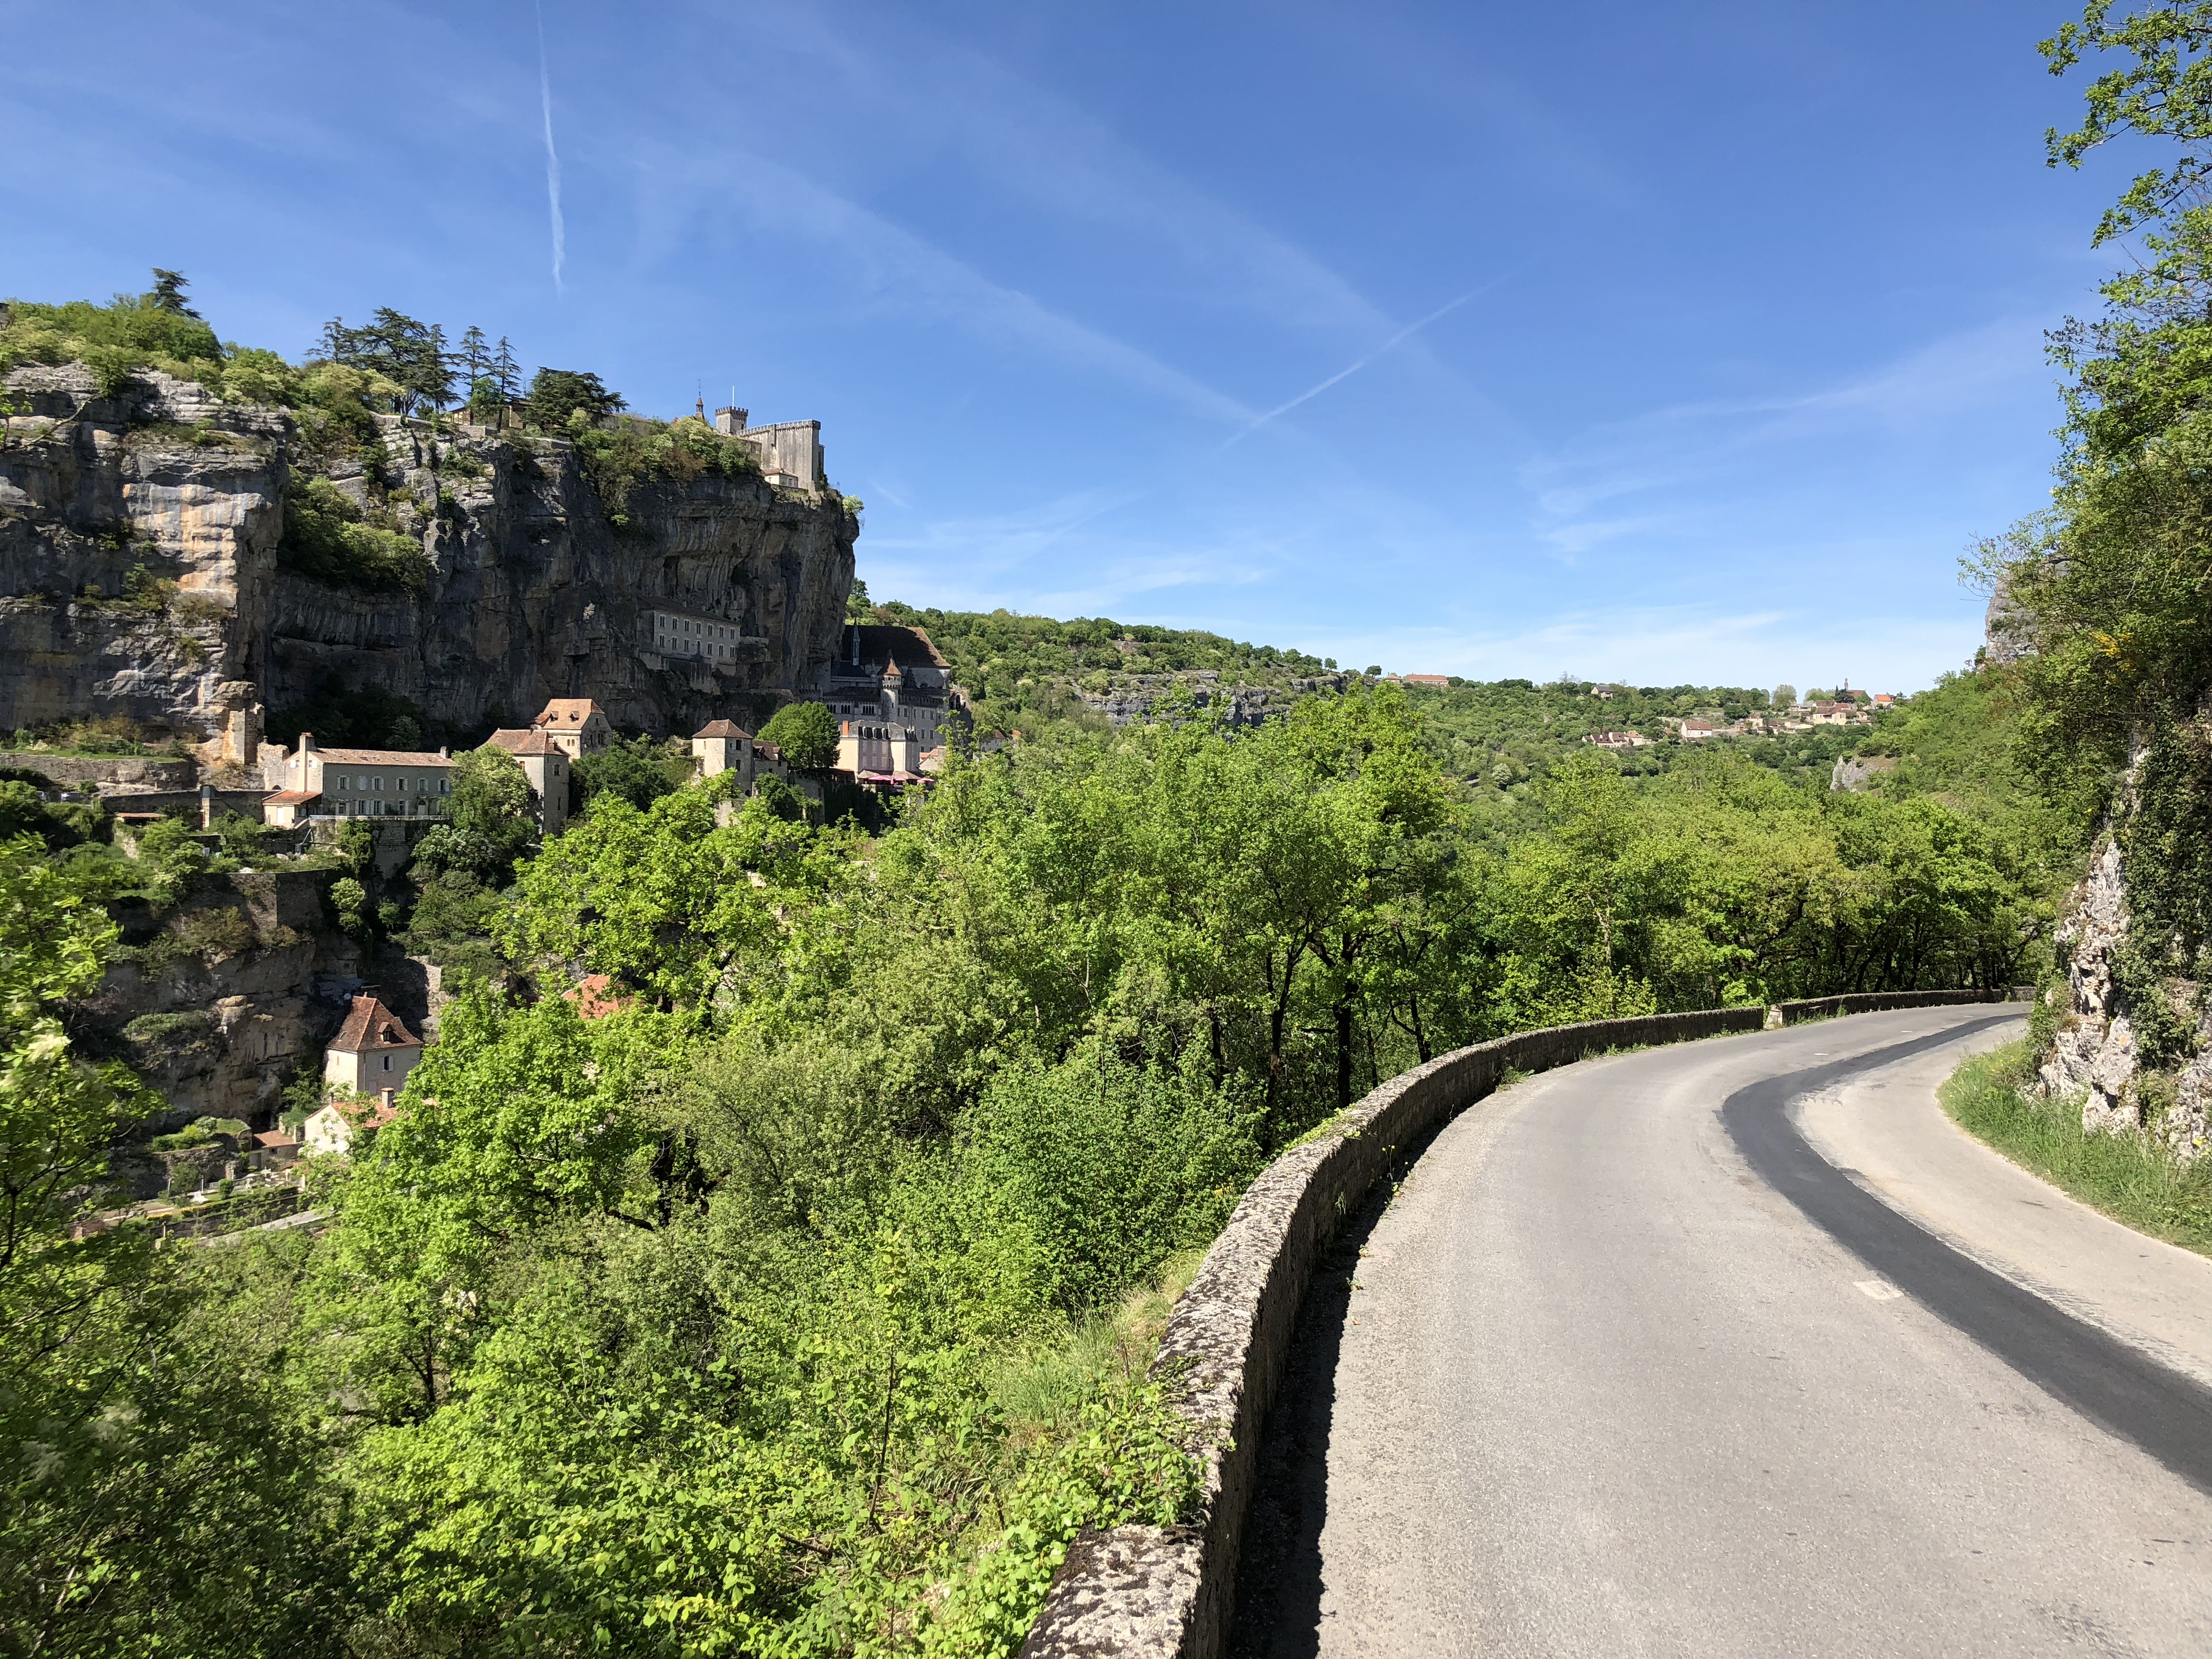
1 1 2142 692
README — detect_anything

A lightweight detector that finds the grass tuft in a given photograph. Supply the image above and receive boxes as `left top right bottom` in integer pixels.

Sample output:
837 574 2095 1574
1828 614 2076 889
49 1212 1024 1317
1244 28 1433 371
992 1249 1204 1441
1941 1039 2212 1258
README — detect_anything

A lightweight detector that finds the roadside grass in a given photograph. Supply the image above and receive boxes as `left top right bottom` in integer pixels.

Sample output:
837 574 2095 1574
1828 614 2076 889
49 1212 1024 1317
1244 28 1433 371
1941 1039 2212 1258
991 1248 1206 1443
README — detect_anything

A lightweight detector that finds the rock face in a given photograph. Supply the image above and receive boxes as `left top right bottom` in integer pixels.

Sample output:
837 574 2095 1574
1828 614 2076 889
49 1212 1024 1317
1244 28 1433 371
77 870 363 1154
1076 670 1355 728
2040 801 2212 1160
0 364 284 738
1 363 858 743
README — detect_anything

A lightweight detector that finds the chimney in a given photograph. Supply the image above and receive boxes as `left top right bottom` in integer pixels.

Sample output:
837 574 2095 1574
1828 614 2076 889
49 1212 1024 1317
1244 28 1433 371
438 745 449 758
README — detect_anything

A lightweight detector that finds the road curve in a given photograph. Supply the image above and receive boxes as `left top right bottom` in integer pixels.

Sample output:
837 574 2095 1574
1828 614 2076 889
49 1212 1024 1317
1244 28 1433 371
1229 1006 2212 1659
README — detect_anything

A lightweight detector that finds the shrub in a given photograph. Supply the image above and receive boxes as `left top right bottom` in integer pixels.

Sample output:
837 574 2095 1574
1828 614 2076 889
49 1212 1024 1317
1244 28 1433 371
330 876 369 936
753 774 805 823
760 701 838 772
968 1042 1262 1314
275 474 429 593
123 1010 214 1045
572 735 682 815
567 413 761 524
267 679 430 751
145 905 260 966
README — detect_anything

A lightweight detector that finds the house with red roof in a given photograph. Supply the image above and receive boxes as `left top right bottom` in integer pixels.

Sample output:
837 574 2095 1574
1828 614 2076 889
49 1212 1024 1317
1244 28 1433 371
531 698 615 757
323 993 424 1097
485 725 571 834
262 732 455 826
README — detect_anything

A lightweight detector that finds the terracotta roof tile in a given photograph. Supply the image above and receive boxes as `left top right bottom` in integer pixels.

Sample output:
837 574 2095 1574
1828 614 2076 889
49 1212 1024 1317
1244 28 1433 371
693 719 752 739
327 993 422 1053
487 728 560 756
310 748 455 767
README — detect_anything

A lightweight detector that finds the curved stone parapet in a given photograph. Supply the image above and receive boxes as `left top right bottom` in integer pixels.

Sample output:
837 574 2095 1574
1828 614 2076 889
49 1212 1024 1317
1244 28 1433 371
1020 992 2017 1659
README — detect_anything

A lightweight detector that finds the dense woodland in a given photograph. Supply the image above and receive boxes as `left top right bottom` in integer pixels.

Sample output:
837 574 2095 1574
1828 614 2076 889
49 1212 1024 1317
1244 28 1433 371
3 659 2059 1656
8 5 2212 1653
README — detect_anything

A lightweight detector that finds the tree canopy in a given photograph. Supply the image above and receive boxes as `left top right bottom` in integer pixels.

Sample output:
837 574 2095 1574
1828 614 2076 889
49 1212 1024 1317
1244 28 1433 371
761 701 838 771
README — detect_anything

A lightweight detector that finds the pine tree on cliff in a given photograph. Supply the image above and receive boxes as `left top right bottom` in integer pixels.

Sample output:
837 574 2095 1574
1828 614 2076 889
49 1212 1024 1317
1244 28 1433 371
148 269 200 319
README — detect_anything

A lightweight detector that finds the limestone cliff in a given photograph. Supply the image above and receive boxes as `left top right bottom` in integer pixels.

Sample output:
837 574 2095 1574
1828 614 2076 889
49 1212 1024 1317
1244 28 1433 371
2037 752 2212 1160
1 362 857 744
0 364 283 738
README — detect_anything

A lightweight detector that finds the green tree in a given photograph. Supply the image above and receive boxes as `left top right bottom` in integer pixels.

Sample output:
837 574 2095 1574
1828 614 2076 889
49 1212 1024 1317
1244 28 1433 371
147 267 199 318
846 576 873 622
0 838 345 1654
524 367 624 430
572 734 681 815
448 744 535 838
317 308 453 415
413 744 538 894
761 701 838 772
456 324 489 397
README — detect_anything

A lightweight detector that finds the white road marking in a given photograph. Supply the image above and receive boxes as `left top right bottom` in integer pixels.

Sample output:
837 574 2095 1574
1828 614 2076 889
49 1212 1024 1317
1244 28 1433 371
1856 1280 1904 1302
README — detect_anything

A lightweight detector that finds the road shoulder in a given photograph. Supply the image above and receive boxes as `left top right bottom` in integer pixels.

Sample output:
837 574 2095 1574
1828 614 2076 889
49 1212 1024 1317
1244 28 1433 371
1797 1018 2212 1390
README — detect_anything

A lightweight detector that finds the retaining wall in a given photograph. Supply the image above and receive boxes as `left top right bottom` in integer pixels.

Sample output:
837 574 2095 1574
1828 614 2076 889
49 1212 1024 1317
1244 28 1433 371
1019 990 2022 1658
0 750 199 791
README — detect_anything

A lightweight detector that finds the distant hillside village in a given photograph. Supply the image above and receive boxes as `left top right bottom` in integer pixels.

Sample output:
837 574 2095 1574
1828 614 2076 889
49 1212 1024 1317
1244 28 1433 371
252 619 963 833
16 614 971 1236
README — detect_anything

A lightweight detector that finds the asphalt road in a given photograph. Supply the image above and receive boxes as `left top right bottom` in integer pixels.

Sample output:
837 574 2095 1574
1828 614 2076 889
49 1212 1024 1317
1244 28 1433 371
1229 1006 2212 1658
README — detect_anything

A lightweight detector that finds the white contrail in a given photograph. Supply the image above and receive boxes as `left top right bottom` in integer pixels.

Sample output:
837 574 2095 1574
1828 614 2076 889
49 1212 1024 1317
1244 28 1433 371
1222 275 1511 448
536 1 565 293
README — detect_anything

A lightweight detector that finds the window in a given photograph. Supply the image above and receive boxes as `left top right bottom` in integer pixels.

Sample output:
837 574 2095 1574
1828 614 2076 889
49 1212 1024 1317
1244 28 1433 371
382 1054 391 1071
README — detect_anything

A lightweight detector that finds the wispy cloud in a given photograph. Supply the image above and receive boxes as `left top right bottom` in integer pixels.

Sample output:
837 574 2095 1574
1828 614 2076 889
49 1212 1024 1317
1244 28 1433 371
1519 315 2052 560
535 1 565 293
1223 278 1512 448
624 143 1256 426
714 11 1406 346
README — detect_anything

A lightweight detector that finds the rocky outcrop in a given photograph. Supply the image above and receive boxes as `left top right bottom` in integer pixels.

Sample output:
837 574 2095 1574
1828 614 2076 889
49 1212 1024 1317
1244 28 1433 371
0 750 201 791
1830 754 1897 792
1076 670 1355 728
75 870 366 1146
260 418 857 737
1 364 283 739
1 363 858 743
2041 831 2212 1158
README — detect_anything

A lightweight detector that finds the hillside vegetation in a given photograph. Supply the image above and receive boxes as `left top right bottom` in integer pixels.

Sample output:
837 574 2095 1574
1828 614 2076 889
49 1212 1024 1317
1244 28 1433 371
3 659 2059 1656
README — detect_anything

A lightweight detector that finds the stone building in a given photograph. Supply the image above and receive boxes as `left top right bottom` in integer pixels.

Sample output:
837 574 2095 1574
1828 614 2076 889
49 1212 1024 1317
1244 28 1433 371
691 718 756 788
826 625 959 749
261 733 455 826
322 993 424 1097
531 698 614 757
713 408 823 491
644 609 762 672
486 726 572 834
301 1093 398 1159
836 719 922 780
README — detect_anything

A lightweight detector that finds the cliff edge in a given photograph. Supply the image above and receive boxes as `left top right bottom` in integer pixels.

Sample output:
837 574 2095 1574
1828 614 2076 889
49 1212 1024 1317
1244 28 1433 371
0 361 857 748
